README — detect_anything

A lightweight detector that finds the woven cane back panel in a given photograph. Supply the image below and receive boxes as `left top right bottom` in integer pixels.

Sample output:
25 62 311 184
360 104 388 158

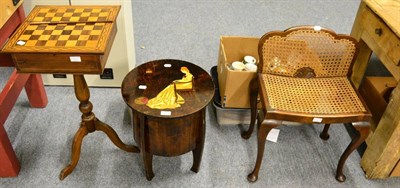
261 29 356 77
262 74 367 114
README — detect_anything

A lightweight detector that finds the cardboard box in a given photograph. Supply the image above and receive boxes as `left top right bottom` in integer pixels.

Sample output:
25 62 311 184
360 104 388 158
210 66 251 126
359 76 397 131
217 36 259 108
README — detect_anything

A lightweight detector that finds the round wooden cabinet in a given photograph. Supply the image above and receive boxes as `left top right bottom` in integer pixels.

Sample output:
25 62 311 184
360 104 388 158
121 59 214 180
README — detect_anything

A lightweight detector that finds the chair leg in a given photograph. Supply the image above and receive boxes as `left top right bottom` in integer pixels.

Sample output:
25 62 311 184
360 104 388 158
320 124 331 140
247 119 277 182
242 77 259 139
335 123 365 182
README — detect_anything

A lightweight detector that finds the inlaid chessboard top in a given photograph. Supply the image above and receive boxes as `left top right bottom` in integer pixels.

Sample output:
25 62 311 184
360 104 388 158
2 5 120 54
25 6 119 23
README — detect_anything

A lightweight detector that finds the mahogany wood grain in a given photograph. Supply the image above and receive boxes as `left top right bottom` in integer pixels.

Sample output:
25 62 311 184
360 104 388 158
122 59 215 118
121 59 214 180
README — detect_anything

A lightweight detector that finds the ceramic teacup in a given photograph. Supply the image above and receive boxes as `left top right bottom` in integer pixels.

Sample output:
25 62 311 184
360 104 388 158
243 55 256 64
231 61 245 70
245 63 257 72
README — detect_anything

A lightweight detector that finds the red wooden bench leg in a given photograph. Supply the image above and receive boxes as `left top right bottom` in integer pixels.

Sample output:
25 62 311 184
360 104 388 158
0 126 20 177
0 70 29 177
25 74 48 108
0 73 48 178
0 70 47 177
0 4 48 178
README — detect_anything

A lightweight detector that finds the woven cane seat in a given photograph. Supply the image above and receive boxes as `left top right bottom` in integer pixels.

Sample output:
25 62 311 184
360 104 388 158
262 74 366 114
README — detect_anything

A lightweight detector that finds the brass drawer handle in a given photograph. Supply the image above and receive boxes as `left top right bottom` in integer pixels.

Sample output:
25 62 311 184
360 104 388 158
375 28 382 36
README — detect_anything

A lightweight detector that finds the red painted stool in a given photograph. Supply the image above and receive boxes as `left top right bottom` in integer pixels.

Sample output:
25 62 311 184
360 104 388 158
0 5 48 177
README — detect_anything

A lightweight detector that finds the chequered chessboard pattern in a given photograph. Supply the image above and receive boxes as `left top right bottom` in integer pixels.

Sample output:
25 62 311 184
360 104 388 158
2 6 119 53
31 7 111 22
16 22 105 47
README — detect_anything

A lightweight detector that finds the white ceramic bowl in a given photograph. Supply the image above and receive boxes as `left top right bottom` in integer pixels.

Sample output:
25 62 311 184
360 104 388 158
244 55 256 64
231 61 245 70
245 63 257 72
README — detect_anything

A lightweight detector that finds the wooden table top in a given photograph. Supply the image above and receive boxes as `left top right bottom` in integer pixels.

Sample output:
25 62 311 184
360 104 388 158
121 59 215 118
1 5 120 54
365 0 400 37
0 0 24 28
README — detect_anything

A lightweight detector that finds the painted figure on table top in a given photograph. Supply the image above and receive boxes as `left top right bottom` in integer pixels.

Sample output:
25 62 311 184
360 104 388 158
146 66 193 109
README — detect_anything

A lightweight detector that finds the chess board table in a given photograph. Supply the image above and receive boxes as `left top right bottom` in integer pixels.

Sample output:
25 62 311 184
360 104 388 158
2 6 119 74
2 5 138 180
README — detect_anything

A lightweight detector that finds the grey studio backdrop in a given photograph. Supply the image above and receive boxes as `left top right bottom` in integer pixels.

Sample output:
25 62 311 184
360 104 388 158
0 0 398 187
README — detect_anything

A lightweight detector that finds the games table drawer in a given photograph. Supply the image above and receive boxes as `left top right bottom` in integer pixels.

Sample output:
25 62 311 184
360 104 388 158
12 53 105 74
361 6 400 66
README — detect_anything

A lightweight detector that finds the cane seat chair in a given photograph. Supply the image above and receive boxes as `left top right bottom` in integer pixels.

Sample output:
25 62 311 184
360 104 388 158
242 26 371 182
